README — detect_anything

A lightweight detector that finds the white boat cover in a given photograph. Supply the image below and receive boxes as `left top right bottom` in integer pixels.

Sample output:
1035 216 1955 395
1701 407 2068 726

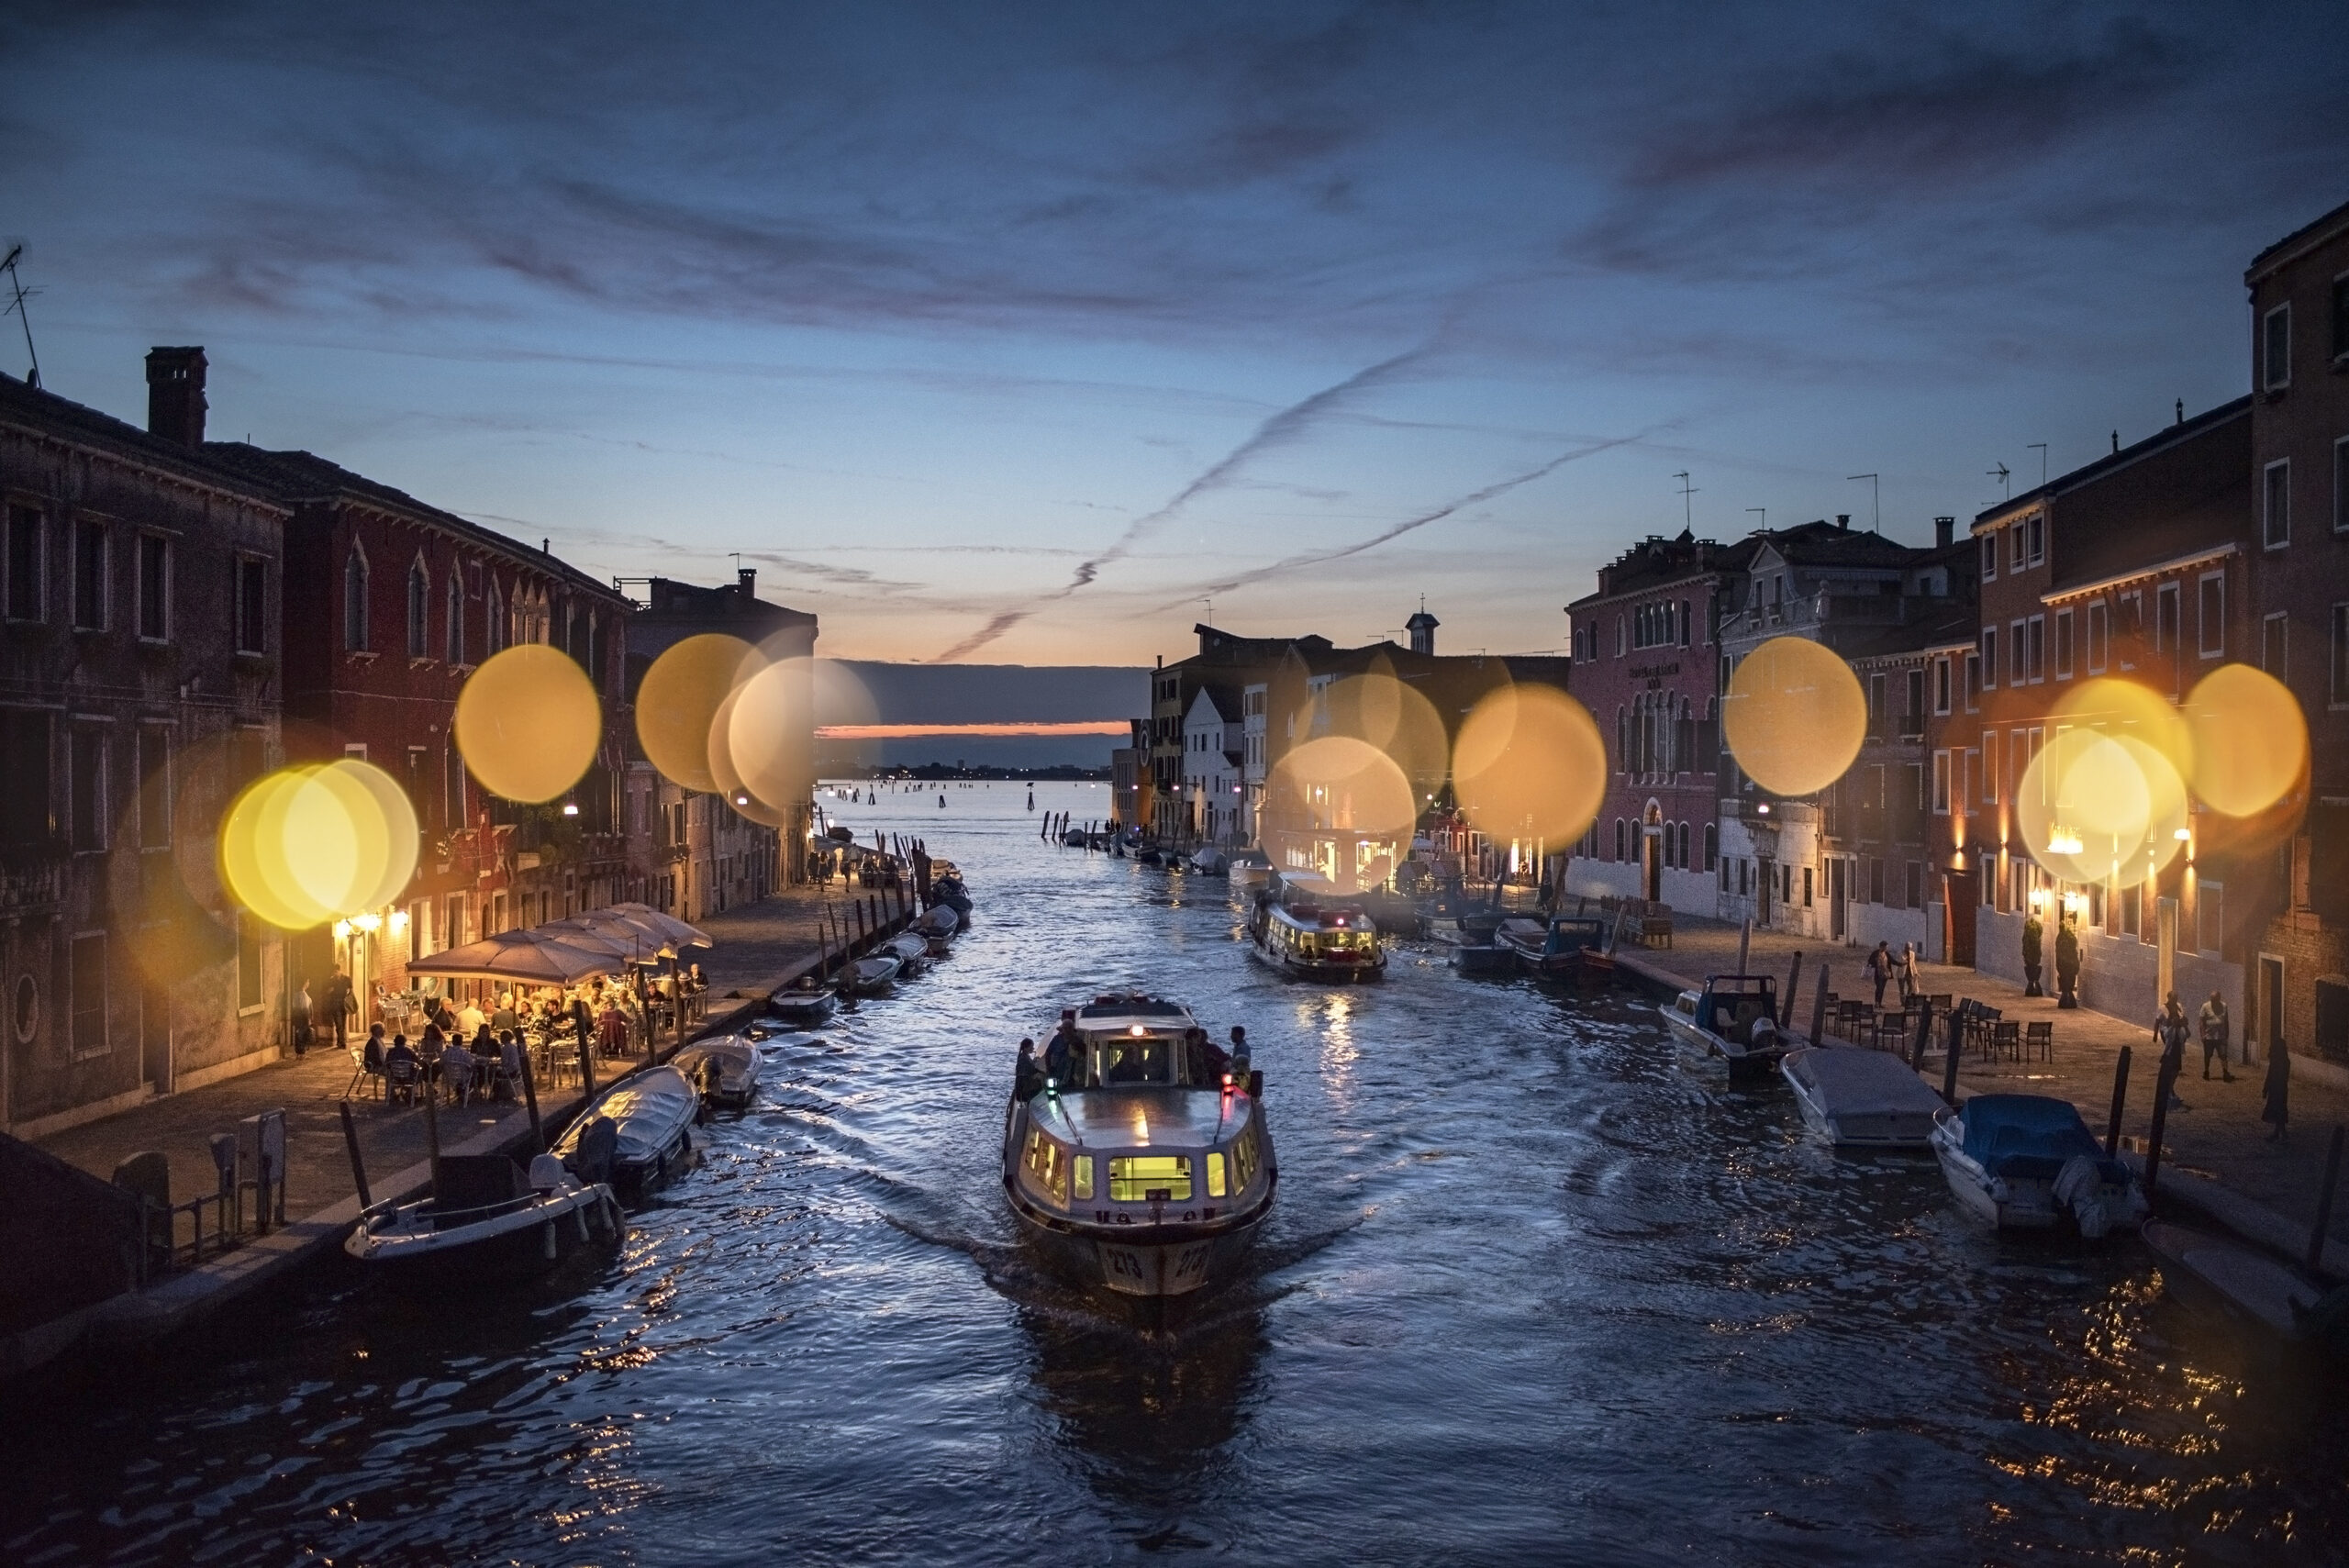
1783 1048 1944 1118
914 905 959 935
558 1065 699 1164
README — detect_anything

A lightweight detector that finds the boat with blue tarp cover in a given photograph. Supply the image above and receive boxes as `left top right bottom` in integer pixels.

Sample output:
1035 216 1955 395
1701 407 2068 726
1494 915 1614 984
1929 1093 2146 1238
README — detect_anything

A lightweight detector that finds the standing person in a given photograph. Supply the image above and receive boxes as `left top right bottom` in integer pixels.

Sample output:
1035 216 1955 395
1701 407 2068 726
1867 942 1892 1007
291 980 314 1059
2154 992 2190 1112
1228 1026 1252 1085
1897 943 1918 1006
1013 1040 1043 1101
2199 990 2234 1082
1043 1010 1081 1085
2262 1033 2291 1143
328 968 354 1051
597 999 629 1062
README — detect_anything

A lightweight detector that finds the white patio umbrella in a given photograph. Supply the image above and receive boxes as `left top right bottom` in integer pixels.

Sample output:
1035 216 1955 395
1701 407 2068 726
406 931 618 985
542 914 669 961
607 902 714 949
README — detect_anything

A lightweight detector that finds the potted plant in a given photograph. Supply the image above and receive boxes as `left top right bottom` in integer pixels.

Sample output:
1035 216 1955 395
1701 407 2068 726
2021 913 2044 997
2054 918 2081 1009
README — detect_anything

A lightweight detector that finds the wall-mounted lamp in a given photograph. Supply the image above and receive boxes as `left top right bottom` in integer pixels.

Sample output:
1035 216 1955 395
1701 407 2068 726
332 919 353 940
562 800 580 817
351 912 382 934
387 909 409 932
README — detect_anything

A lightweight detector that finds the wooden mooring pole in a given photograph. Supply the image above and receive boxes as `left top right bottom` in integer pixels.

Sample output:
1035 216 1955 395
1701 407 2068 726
1809 963 1830 1048
338 1100 373 1211
2103 1045 2131 1158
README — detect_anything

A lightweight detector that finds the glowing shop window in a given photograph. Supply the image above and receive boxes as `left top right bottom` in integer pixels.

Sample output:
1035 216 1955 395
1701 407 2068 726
1206 1151 1229 1198
1108 1154 1193 1202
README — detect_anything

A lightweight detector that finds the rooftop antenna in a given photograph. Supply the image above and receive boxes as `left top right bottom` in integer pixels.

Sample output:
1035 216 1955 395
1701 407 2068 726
2 245 41 390
2027 443 2047 488
1198 596 1213 627
1746 507 1765 531
1672 472 1697 530
1987 462 2011 500
1846 473 1879 532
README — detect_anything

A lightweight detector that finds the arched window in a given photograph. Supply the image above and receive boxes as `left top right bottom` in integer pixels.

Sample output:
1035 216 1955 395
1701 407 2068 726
1613 817 1627 862
446 571 463 665
1703 822 1718 873
1678 598 1692 647
342 545 370 651
406 559 429 658
485 576 504 655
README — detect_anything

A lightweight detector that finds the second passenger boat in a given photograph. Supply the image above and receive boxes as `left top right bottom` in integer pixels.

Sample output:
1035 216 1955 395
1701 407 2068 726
1245 886 1386 982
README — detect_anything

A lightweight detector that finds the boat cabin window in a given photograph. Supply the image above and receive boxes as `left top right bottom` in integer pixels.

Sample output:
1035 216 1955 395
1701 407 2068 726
1072 1155 1094 1201
1088 1029 1186 1086
1230 1125 1262 1193
1108 1153 1192 1202
1021 1127 1071 1206
1206 1151 1228 1198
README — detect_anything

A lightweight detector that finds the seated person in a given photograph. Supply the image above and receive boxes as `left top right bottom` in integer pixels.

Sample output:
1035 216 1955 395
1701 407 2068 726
384 1033 419 1074
1014 1039 1044 1101
441 1036 476 1091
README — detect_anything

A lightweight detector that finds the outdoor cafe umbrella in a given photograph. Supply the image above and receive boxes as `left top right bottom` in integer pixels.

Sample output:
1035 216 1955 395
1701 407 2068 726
406 930 618 986
607 902 713 949
542 914 671 961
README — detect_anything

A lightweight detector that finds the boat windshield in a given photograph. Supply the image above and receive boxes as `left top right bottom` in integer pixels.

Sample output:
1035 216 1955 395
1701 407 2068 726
1088 1029 1185 1085
1108 1154 1192 1201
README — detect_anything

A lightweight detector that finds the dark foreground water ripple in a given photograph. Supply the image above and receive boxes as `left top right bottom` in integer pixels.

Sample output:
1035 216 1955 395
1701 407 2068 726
3 782 2344 1566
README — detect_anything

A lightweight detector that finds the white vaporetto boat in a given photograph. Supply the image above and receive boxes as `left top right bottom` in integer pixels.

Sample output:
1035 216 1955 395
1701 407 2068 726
1779 1047 1945 1150
1003 995 1275 1315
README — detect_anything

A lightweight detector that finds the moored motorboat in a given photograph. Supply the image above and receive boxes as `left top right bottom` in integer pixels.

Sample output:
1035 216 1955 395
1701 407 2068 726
930 869 973 921
1246 892 1386 982
1779 1047 1944 1150
914 903 960 957
1190 846 1229 875
882 931 931 976
1002 994 1275 1314
673 1034 764 1111
1449 939 1517 977
767 975 840 1027
2141 1219 2349 1358
346 1152 624 1281
553 1065 702 1204
1661 974 1786 1073
1494 915 1613 984
1928 1094 2146 1238
1228 850 1273 891
841 952 903 995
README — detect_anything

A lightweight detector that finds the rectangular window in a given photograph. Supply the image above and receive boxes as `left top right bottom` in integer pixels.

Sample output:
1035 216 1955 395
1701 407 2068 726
2262 303 2290 391
71 933 107 1057
6 505 43 620
1802 865 1813 907
2054 607 2074 679
1984 730 2000 806
2011 522 2026 573
2087 599 2108 673
237 558 266 653
1932 750 1951 813
2118 592 2142 667
73 521 106 629
2334 274 2349 361
2199 881 2223 955
237 913 262 1010
1108 1154 1193 1202
2333 603 2349 707
2027 615 2044 683
1933 655 1952 714
70 728 106 851
2025 514 2044 567
2265 460 2291 550
2264 612 2288 679
2009 620 2027 687
1206 1151 1228 1198
2338 435 2349 534
2122 881 2141 939
0 709 52 845
1073 1155 1094 1201
1980 627 1998 692
1963 651 1980 712
138 727 171 849
137 534 169 639
1980 532 1998 582
2199 573 2225 658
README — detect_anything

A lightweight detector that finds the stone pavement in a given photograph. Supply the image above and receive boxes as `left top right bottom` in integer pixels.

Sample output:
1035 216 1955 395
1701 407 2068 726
37 881 857 1238
1614 912 2349 1257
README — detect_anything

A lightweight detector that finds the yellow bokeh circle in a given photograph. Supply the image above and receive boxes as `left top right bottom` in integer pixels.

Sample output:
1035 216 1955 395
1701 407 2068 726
220 760 419 929
2017 729 2188 890
638 633 755 795
1451 684 1607 841
454 644 603 805
1720 637 1865 797
1269 736 1419 839
1319 673 1450 801
2182 662 2307 817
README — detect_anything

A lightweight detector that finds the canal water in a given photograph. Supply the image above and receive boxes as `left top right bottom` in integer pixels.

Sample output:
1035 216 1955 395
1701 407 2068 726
3 781 2343 1566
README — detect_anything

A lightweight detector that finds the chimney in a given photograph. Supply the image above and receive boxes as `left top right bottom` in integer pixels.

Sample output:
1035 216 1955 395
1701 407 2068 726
1835 514 1849 530
1934 516 1954 549
144 347 207 448
1406 608 1439 657
737 566 757 599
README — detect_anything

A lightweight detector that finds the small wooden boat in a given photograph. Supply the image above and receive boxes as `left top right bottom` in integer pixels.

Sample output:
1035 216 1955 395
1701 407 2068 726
2141 1219 2349 1358
1003 994 1275 1315
1661 974 1787 1073
553 1065 702 1204
931 873 973 921
913 904 960 957
1246 893 1386 982
1228 850 1273 891
1494 915 1613 984
1928 1095 2145 1238
882 931 931 976
673 1034 764 1111
1779 1047 1944 1150
841 952 902 995
345 1152 623 1281
767 975 839 1027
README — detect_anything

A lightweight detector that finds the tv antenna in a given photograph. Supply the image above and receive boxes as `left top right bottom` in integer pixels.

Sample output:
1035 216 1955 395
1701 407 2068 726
1846 473 1879 532
1672 472 1697 530
1198 596 1213 627
2 245 41 390
1987 462 2011 500
2026 443 2047 488
1746 506 1765 530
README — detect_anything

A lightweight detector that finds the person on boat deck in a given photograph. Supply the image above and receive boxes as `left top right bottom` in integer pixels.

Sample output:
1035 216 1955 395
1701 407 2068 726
1043 1012 1081 1085
1014 1039 1044 1101
1189 1028 1230 1084
1228 1026 1250 1084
